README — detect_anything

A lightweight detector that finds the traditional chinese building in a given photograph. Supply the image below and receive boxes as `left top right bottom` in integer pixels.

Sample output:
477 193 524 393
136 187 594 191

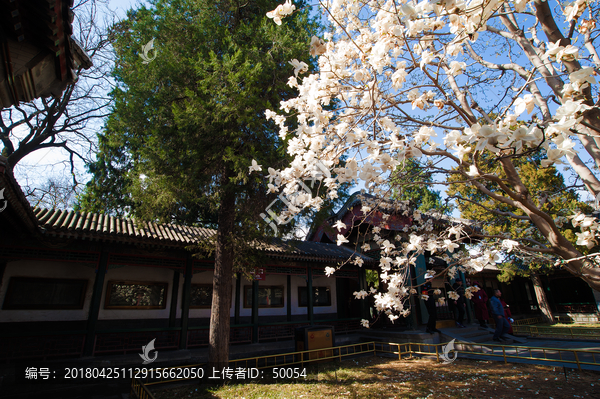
308 193 600 324
0 156 374 363
0 0 92 109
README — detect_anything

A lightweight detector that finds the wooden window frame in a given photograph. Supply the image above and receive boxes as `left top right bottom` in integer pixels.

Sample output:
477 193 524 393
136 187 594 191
190 284 213 309
243 285 285 308
2 277 88 310
104 280 168 310
298 286 332 307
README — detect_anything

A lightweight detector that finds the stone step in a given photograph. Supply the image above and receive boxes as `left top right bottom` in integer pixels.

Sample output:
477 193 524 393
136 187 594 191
482 338 514 345
469 334 494 343
461 330 491 338
436 320 457 329
442 326 480 335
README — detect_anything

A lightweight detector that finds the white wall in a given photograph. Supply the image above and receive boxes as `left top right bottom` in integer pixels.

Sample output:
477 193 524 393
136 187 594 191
0 260 338 323
0 260 95 322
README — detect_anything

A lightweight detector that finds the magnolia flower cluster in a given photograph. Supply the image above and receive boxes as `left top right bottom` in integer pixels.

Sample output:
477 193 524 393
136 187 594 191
260 0 600 316
570 212 600 249
266 0 295 25
325 196 499 325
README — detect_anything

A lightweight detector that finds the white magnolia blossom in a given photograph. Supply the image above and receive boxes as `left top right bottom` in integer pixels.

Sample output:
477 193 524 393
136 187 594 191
448 291 459 301
325 266 336 277
333 220 347 231
465 285 480 300
248 159 262 173
288 59 308 77
502 239 520 253
310 36 327 57
336 234 349 246
266 0 295 25
354 290 368 299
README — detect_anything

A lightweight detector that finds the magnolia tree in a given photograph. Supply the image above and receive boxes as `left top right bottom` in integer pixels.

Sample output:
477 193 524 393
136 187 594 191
253 0 600 323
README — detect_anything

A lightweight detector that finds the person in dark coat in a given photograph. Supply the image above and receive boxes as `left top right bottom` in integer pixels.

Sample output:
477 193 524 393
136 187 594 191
501 298 514 334
471 281 489 328
452 279 466 328
423 273 440 334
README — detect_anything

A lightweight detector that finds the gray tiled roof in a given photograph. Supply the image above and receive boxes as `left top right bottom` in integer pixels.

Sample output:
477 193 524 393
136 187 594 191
34 208 215 247
259 239 376 265
33 208 375 264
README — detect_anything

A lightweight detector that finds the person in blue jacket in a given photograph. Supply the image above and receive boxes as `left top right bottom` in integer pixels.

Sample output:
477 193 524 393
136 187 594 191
490 289 510 342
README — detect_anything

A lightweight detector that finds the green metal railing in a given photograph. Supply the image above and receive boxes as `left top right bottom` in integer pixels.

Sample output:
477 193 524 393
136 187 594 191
512 317 545 326
513 325 600 339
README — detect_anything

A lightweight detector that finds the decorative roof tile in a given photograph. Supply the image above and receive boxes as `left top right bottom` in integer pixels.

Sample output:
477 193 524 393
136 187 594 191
34 208 215 248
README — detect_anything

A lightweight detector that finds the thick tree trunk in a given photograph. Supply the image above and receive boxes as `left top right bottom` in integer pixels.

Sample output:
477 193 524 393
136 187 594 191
531 274 554 324
208 177 236 369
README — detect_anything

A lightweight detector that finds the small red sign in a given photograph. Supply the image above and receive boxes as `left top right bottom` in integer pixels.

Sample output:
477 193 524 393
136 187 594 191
254 267 266 280
310 333 315 339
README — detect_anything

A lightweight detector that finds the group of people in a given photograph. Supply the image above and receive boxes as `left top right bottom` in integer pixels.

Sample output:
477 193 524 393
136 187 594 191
470 281 515 341
423 275 514 342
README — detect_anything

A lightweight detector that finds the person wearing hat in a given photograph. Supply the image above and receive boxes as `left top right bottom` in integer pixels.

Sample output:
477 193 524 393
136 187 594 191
423 273 441 334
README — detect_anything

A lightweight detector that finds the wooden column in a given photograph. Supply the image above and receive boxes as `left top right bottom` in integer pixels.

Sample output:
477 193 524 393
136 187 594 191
286 274 292 322
251 279 259 343
83 249 109 356
415 254 428 325
179 257 193 349
593 288 600 314
169 270 180 328
307 266 314 325
234 273 241 325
